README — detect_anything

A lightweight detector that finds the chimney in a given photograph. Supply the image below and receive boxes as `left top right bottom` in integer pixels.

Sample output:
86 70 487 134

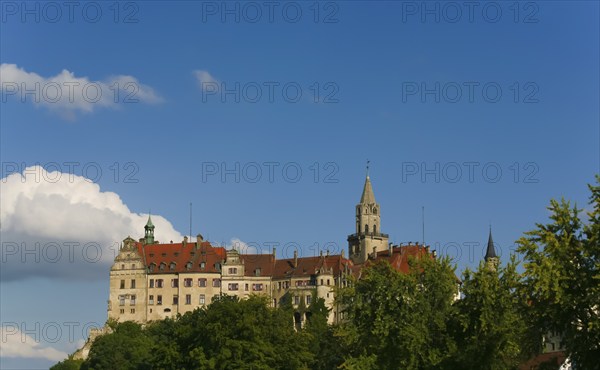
293 250 298 267
341 249 345 258
183 236 188 247
272 247 276 259
320 250 324 257
389 242 393 256
432 250 437 258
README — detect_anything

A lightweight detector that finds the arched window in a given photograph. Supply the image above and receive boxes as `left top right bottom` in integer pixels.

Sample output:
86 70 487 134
373 225 377 234
169 262 176 271
365 224 369 234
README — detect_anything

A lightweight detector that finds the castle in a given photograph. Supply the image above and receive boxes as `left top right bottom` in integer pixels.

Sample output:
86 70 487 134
107 174 453 326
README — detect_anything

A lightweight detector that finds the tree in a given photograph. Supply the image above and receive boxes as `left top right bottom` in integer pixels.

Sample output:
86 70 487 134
338 257 459 370
304 291 344 370
50 356 83 370
451 256 530 370
517 175 600 368
81 321 153 370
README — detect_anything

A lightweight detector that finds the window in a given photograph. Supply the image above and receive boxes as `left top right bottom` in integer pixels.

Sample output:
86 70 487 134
149 279 154 288
252 284 263 291
327 279 330 285
184 278 193 287
213 279 221 288
198 278 207 287
131 263 135 269
149 295 154 305
169 262 176 270
120 280 125 289
200 262 206 270
157 295 162 305
365 224 369 233
228 283 239 291
294 296 300 305
119 295 125 306
120 309 125 314
278 282 282 290
156 279 164 288
185 294 191 305
130 295 136 305
159 262 166 271
121 264 125 270
173 295 179 305
306 295 312 305
245 284 249 291
215 263 221 271
171 279 178 288
373 225 377 234
148 264 155 272
320 279 323 285
228 267 237 274
130 308 135 314
255 268 261 276
130 279 136 289
199 294 206 305
186 262 192 270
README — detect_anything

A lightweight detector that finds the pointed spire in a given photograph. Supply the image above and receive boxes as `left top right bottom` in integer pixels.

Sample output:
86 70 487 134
145 214 154 229
485 226 497 261
360 176 376 204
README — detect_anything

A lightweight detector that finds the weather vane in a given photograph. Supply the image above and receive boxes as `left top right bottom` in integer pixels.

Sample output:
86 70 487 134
366 159 370 177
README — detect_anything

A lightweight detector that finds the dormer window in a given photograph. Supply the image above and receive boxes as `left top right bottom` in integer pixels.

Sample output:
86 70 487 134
215 263 221 271
159 262 166 271
148 263 156 272
255 268 261 276
169 262 176 271
200 262 206 270
186 262 192 270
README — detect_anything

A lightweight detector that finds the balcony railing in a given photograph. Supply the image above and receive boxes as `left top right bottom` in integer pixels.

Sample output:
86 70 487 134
347 232 389 239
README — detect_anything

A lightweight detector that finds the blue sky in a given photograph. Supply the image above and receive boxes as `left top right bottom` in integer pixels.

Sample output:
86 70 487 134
1 1 598 368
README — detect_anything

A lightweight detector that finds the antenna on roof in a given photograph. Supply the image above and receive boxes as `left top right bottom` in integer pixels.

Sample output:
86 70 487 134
189 202 193 241
422 206 425 247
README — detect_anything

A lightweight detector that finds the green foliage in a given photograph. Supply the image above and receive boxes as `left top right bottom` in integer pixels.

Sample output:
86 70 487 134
50 357 84 370
517 175 600 368
451 256 530 370
339 257 459 370
78 295 314 370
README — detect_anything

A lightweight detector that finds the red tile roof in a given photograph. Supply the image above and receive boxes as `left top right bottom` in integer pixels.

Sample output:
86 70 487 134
135 241 226 274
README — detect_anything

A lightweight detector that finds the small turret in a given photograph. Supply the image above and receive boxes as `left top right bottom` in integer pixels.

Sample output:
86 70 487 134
144 215 155 245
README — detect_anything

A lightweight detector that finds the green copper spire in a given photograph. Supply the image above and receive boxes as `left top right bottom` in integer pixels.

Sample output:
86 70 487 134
144 213 155 244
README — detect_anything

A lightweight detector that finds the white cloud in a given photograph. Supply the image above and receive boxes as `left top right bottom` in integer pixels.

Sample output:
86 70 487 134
0 326 68 362
0 63 163 120
0 166 184 281
228 238 268 255
193 69 220 92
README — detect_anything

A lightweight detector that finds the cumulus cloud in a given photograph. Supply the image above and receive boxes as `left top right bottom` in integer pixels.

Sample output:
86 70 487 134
228 238 269 255
0 63 163 120
0 326 68 362
0 166 184 281
193 69 220 92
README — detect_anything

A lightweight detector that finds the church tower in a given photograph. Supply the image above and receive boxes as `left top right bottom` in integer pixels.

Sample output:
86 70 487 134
348 170 389 264
484 227 499 270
